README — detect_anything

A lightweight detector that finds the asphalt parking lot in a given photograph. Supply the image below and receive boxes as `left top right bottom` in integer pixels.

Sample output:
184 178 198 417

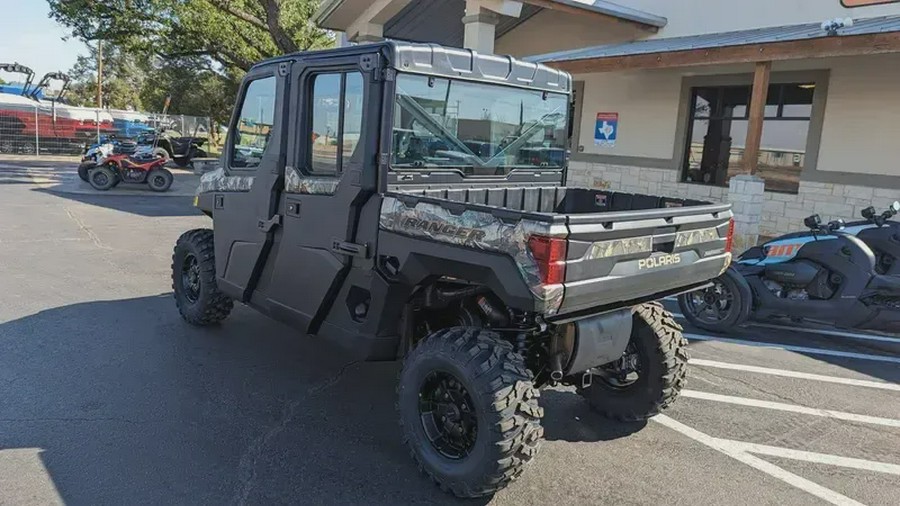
2 162 900 505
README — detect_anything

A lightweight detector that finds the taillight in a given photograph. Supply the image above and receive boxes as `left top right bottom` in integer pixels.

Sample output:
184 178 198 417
528 235 567 284
725 218 735 253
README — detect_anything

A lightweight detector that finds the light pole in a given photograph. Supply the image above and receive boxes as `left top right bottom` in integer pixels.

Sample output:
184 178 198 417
96 40 103 108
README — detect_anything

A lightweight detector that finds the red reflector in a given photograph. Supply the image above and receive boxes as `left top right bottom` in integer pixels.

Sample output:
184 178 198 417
528 235 567 285
725 218 735 253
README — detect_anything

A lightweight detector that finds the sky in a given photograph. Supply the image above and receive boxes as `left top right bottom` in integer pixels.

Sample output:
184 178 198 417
0 0 88 83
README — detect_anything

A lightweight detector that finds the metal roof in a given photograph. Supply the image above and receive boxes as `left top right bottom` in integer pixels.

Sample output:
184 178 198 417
528 15 900 63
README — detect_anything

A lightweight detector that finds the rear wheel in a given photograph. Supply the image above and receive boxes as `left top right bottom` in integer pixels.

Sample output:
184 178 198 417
577 303 688 421
678 267 751 332
172 229 233 325
88 165 117 191
398 327 543 498
147 168 174 192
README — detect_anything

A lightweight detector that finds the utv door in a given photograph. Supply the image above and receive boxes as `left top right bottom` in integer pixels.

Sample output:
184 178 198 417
265 53 381 332
213 63 288 300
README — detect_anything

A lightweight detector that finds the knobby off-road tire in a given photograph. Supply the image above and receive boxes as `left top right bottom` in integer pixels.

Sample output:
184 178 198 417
147 168 174 192
397 327 544 498
578 302 689 421
88 165 117 191
172 229 233 325
77 162 94 182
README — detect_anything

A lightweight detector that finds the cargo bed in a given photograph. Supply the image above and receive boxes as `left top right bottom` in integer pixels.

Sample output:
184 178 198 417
387 186 733 316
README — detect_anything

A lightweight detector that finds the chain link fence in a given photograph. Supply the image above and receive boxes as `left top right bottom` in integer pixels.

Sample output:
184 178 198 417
0 100 214 156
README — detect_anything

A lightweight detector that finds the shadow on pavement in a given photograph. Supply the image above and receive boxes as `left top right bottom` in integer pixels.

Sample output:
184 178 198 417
0 294 486 505
34 188 203 217
540 389 647 443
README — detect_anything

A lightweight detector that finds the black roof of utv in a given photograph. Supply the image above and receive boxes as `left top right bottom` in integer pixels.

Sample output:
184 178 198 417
253 41 572 94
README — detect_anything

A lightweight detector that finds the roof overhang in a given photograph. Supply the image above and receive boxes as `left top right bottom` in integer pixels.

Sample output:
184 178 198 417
529 15 900 72
314 0 667 33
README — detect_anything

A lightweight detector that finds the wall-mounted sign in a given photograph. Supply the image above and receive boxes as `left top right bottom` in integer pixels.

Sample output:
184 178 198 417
594 112 618 147
842 0 900 6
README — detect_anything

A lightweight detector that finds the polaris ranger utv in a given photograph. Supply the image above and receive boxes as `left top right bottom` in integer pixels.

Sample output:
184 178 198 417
172 42 733 498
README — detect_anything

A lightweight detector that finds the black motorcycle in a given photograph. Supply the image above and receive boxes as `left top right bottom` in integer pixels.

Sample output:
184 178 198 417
678 212 900 333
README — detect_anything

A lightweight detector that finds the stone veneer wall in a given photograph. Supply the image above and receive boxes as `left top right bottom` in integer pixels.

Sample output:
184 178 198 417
568 160 900 237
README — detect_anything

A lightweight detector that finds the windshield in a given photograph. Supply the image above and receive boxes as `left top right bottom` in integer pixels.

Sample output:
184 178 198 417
392 73 568 175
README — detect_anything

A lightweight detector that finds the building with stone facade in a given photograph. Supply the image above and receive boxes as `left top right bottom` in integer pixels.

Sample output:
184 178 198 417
315 0 900 247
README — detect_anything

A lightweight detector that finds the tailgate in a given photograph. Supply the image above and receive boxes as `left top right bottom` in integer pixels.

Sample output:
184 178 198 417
559 204 733 315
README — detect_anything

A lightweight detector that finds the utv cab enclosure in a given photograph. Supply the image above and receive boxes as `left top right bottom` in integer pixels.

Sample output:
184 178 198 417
174 41 733 498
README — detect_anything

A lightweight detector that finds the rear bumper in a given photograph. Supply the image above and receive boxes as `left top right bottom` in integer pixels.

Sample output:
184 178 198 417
558 253 730 317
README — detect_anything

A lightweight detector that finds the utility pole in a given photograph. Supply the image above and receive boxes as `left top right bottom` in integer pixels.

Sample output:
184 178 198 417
96 39 103 108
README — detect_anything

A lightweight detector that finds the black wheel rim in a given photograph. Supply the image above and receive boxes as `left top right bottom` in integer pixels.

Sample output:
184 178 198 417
181 253 201 303
152 175 166 188
684 280 736 324
94 172 109 186
594 341 642 389
418 371 478 460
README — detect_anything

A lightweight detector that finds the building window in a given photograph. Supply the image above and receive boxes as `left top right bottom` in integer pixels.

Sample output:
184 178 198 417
683 83 814 194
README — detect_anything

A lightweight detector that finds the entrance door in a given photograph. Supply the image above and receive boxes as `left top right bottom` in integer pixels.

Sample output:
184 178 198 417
213 64 286 301
265 53 380 332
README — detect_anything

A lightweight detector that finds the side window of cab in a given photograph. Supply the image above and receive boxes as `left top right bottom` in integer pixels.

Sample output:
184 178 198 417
230 75 277 169
308 72 364 175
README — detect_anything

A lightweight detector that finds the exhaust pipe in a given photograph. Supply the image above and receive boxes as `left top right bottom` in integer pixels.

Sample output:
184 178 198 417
549 352 565 382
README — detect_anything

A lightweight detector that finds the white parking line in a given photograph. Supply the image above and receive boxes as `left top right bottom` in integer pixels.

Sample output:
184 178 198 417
653 414 865 506
690 359 900 391
668 311 900 345
752 322 900 345
680 390 900 428
685 333 900 364
734 441 900 476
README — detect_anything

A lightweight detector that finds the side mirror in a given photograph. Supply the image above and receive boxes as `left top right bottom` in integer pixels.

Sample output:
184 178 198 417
862 206 876 220
892 201 900 214
804 214 822 230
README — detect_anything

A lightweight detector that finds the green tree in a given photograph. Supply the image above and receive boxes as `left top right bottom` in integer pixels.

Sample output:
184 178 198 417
64 43 147 109
48 0 332 74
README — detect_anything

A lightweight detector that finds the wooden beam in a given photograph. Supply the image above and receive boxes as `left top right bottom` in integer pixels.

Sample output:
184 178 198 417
743 61 772 175
550 31 900 73
519 0 659 32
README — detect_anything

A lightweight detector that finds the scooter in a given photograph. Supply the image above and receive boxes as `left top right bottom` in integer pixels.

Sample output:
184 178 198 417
678 212 900 333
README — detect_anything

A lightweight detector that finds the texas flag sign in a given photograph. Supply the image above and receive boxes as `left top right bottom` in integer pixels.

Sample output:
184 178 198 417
594 112 618 146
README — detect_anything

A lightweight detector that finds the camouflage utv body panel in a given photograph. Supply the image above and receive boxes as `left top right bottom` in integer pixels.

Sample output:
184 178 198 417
380 196 564 314
197 167 254 194
284 166 340 195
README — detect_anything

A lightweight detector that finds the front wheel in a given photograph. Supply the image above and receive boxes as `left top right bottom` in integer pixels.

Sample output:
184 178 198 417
147 168 174 192
172 229 233 325
88 165 117 191
577 303 688 421
398 327 543 498
77 162 95 182
678 267 752 333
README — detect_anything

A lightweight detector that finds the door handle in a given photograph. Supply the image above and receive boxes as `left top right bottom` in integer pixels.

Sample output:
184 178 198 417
331 239 368 258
